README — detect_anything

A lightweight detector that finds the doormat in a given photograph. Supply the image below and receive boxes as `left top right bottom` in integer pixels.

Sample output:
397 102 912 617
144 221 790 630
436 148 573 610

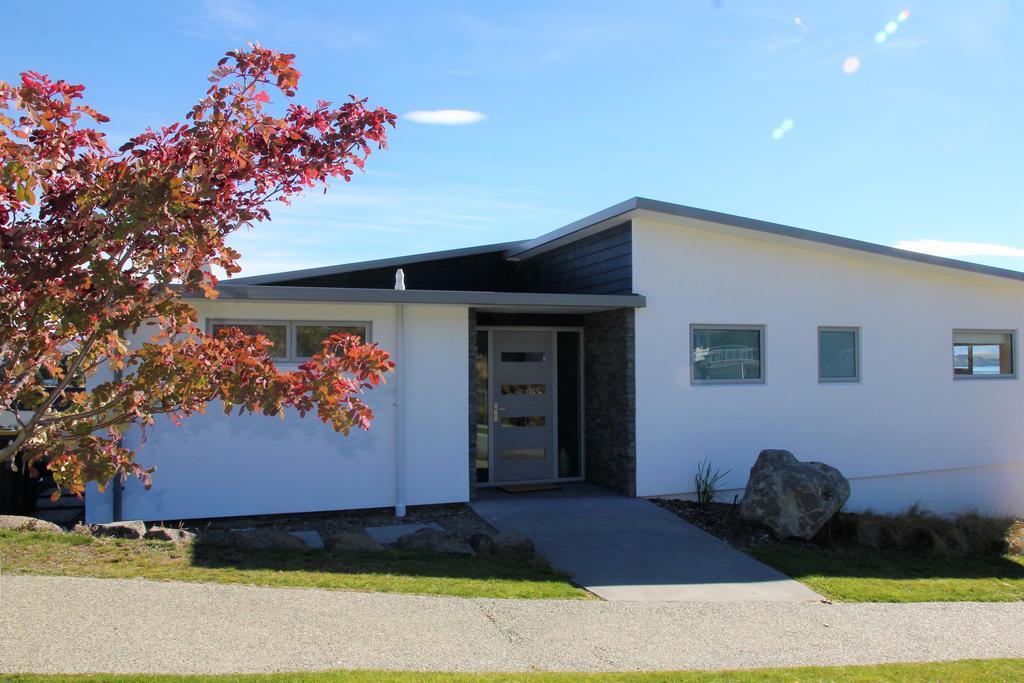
499 484 562 493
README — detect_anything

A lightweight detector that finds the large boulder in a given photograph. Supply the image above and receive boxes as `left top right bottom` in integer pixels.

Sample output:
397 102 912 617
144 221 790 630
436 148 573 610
395 528 474 555
92 520 147 539
0 515 64 534
739 450 850 540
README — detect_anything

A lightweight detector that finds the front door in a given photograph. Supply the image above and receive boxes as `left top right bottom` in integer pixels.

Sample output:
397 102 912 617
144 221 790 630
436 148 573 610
491 330 556 483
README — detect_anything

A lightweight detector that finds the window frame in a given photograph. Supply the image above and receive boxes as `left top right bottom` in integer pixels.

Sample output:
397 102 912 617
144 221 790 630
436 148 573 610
292 320 372 361
817 326 861 384
689 323 767 385
952 328 1017 381
206 319 372 364
207 319 292 361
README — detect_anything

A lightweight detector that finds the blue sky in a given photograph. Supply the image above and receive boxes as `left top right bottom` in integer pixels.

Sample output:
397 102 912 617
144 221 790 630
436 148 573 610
4 1 1022 276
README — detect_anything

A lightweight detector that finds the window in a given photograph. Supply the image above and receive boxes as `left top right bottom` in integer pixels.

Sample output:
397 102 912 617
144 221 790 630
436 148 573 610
475 331 489 484
501 384 546 395
500 416 546 427
295 324 366 358
500 351 546 363
818 327 860 382
208 320 369 363
556 331 582 478
209 322 289 360
953 330 1015 379
691 325 765 383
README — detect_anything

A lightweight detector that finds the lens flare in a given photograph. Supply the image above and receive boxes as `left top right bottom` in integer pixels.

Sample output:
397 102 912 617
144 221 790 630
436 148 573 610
898 9 910 22
885 21 898 34
771 118 795 140
875 31 887 44
842 56 860 75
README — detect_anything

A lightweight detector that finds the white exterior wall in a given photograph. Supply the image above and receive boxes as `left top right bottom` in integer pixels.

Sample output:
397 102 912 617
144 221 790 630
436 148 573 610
86 300 468 523
632 216 1024 516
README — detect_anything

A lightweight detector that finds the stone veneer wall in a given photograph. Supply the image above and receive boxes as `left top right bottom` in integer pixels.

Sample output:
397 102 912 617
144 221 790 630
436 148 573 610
467 308 479 499
583 309 637 496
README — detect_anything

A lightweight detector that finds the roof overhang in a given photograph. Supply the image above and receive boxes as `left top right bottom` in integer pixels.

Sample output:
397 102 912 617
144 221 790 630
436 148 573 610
189 285 645 314
210 197 1022 289
228 240 523 285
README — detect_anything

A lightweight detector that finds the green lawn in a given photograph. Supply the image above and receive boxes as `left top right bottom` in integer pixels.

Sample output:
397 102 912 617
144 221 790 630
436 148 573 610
746 544 1024 602
0 529 589 600
7 659 1024 682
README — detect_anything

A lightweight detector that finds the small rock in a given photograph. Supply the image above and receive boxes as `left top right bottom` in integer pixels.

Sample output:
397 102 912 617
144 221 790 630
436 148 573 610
739 449 851 540
221 528 309 551
0 514 64 534
92 520 147 539
468 533 495 555
365 522 444 545
326 532 386 554
288 530 324 550
144 526 196 544
491 529 536 562
395 528 474 555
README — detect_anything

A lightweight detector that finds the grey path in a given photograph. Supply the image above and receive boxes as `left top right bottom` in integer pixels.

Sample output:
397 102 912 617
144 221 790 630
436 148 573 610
2 575 1023 675
471 487 820 601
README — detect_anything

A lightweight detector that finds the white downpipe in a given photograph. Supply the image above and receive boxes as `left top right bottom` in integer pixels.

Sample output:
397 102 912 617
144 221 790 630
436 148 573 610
394 269 407 518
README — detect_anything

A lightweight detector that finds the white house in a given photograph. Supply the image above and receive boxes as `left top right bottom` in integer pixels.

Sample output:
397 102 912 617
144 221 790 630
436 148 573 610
86 198 1024 523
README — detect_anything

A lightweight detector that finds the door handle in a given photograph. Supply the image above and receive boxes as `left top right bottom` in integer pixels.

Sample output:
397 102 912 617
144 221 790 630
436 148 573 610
493 402 506 423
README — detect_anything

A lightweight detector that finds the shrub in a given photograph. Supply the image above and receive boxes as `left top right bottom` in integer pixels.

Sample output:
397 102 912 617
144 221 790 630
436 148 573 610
1007 521 1024 556
812 504 1016 556
694 458 730 506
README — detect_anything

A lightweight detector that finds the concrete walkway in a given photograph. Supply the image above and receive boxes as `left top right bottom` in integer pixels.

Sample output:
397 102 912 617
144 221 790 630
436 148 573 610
470 486 820 601
2 575 1023 675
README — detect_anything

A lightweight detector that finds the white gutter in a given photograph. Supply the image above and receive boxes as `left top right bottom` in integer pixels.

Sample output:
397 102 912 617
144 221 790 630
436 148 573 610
393 269 407 518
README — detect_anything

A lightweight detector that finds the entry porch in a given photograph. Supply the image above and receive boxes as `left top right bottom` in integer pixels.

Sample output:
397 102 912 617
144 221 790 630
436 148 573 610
469 308 637 497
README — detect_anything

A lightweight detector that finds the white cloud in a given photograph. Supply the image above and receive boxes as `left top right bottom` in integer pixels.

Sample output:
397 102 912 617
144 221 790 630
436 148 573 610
893 239 1024 259
404 110 486 125
204 0 258 30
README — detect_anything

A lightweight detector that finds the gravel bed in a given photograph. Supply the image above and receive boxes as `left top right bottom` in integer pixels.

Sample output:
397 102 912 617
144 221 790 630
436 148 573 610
186 503 496 542
652 499 776 546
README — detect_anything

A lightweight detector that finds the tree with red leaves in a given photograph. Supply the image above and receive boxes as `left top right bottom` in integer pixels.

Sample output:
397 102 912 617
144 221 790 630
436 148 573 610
0 46 397 497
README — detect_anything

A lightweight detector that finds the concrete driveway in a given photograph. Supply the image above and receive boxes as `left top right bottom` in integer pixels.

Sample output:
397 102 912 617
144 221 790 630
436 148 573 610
470 485 821 602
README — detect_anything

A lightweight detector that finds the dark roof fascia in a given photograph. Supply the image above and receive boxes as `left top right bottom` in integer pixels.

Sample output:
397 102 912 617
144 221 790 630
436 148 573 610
191 284 646 308
228 240 525 285
507 197 1024 284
